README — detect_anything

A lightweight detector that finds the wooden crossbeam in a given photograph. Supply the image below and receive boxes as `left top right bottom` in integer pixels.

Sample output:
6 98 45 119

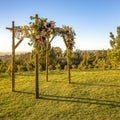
6 27 13 31
15 39 24 49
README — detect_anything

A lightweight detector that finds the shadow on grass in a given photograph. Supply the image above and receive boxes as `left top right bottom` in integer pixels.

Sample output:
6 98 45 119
0 74 10 79
15 90 34 95
71 82 120 88
14 90 120 107
39 94 120 107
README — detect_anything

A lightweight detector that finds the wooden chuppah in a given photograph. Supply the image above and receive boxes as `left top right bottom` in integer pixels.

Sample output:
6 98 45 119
6 15 75 99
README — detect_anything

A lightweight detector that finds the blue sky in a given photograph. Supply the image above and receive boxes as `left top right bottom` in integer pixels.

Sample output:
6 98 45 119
0 0 120 52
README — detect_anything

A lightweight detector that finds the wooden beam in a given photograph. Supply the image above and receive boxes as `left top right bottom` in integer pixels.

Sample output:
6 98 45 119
67 48 71 83
35 53 39 98
46 40 49 82
11 21 15 91
15 38 24 49
49 35 55 43
6 27 13 31
62 35 67 47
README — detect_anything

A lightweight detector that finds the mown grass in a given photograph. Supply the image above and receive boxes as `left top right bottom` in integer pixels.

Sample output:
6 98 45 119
0 70 120 120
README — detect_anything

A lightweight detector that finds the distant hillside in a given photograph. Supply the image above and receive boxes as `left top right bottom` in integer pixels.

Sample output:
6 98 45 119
0 51 29 56
0 52 11 56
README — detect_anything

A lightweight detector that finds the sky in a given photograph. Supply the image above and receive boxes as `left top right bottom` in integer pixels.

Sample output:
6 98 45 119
0 0 120 52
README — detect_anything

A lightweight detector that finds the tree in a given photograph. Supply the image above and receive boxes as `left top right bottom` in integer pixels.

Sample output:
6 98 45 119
93 50 107 69
71 49 83 67
108 27 120 69
0 59 6 73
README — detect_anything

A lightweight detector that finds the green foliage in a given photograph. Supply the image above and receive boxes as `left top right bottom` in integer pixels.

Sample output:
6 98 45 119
71 50 82 66
0 59 7 72
6 65 11 76
61 26 76 50
0 64 6 73
0 57 11 74
17 65 27 72
0 49 113 73
72 64 77 69
95 59 106 70
108 27 120 69
48 65 55 71
39 65 43 71
78 63 87 70
28 14 57 51
27 63 35 71
64 65 68 71
55 64 61 70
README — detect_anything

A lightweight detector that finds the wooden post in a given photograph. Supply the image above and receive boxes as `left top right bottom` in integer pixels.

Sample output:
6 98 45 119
67 48 71 83
6 19 40 99
6 21 15 91
46 40 48 82
12 21 15 91
35 53 39 98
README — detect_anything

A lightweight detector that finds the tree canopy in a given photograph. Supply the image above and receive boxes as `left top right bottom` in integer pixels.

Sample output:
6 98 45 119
108 26 120 68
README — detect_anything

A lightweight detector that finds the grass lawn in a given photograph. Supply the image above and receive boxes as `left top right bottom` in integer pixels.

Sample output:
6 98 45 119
0 70 120 120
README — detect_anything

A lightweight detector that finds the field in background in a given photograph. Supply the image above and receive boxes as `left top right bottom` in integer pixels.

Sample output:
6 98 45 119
0 70 120 120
